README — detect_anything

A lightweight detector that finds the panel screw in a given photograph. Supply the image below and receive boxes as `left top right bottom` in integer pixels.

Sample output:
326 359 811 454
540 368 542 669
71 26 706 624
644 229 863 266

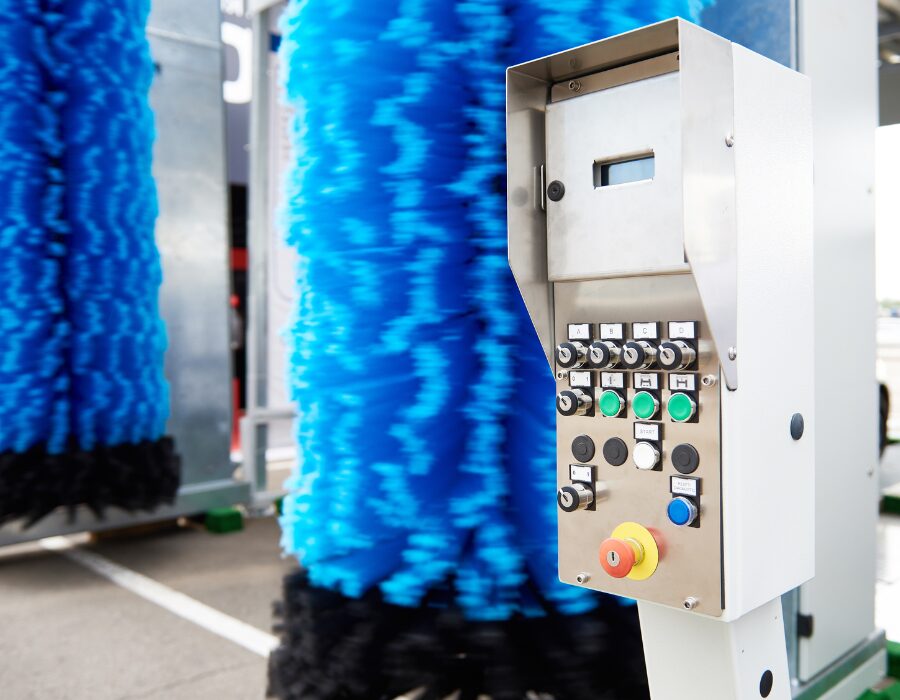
701 374 717 387
683 597 699 610
568 80 582 93
727 346 737 361
725 134 735 147
575 572 591 584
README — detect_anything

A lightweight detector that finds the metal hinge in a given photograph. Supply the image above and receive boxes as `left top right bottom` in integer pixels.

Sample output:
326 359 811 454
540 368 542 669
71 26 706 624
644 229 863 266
797 613 814 638
540 163 546 211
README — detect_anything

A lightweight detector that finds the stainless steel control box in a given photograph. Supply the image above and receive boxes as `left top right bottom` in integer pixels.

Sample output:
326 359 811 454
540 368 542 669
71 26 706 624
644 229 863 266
507 19 814 621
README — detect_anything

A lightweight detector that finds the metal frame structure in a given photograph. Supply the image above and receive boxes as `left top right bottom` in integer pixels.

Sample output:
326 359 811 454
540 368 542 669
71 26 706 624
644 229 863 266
241 0 295 509
789 0 885 696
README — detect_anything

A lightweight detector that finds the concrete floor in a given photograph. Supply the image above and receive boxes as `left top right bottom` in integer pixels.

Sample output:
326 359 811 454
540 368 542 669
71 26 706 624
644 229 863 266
0 517 294 699
0 465 899 699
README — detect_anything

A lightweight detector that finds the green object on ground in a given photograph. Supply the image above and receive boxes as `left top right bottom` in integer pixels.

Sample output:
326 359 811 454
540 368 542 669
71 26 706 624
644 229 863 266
883 494 900 517
890 640 900 683
205 507 244 534
275 495 285 517
858 680 900 700
857 641 900 699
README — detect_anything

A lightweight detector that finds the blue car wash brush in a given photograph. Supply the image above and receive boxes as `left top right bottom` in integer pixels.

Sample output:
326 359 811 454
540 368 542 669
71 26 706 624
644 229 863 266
271 1 709 697
0 0 177 525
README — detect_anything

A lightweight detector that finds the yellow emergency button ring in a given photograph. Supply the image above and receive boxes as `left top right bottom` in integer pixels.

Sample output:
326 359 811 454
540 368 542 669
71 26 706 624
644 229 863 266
611 521 660 581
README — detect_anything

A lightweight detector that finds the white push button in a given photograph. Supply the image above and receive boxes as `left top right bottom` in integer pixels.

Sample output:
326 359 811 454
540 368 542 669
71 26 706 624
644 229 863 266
633 441 660 470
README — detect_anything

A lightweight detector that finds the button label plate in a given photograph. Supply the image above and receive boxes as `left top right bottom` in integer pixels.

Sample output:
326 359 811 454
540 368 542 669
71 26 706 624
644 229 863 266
634 372 659 390
669 373 696 391
600 371 625 389
568 323 591 340
599 323 624 340
634 422 660 441
632 322 659 339
671 476 700 497
569 371 592 388
570 464 593 483
668 321 697 339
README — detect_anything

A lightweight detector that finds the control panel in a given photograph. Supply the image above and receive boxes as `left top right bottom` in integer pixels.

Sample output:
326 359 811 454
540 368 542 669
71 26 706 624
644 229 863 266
508 19 814 623
554 276 723 615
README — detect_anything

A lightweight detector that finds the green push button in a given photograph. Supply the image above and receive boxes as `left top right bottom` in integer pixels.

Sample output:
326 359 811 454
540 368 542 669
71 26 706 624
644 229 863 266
632 391 659 420
667 392 696 422
599 390 624 417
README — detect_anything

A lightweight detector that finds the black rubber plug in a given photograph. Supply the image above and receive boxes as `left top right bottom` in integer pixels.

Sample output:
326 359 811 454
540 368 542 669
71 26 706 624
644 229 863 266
547 180 565 202
790 413 804 440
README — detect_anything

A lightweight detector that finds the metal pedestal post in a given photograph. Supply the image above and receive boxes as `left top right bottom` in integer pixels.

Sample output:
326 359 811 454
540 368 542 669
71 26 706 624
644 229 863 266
638 598 790 700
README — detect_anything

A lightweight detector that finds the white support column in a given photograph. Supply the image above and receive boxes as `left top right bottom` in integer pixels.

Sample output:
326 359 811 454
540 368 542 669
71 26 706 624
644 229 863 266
795 0 881 684
639 599 790 700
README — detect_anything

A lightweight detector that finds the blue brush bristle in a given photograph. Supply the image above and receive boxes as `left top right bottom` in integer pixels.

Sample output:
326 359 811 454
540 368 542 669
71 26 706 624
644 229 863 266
60 0 167 451
0 0 171 520
280 0 708 620
0 0 166 454
0 2 64 454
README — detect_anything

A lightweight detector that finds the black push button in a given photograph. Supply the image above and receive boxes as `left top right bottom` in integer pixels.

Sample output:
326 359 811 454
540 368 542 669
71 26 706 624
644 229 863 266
671 443 700 474
572 435 595 463
602 437 628 466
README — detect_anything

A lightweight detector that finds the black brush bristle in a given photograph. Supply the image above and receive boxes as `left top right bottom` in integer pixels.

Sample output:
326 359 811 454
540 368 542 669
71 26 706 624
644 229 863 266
0 436 180 526
268 570 649 700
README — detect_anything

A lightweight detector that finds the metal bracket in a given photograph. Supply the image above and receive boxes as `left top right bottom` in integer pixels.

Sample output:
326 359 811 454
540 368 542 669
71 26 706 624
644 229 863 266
680 22 739 390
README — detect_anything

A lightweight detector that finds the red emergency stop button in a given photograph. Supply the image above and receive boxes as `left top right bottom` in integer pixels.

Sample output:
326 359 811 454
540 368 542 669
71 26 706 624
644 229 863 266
599 537 643 578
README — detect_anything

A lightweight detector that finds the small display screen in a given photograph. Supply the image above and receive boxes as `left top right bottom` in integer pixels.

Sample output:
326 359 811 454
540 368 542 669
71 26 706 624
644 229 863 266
594 153 655 187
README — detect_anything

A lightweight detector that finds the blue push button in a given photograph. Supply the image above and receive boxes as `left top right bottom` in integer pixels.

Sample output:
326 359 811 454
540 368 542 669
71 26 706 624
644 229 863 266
667 497 698 527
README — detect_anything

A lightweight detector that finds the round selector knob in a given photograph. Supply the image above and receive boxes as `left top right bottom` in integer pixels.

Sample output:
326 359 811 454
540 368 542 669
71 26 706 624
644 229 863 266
571 435 595 463
556 342 587 369
557 388 593 417
598 390 624 418
667 392 697 423
658 340 697 371
621 340 657 369
558 483 593 513
667 497 698 527
633 441 660 470
671 443 700 474
599 536 645 578
588 340 620 369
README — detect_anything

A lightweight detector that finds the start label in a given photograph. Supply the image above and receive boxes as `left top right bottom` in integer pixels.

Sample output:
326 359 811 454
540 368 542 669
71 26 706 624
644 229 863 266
634 422 660 441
